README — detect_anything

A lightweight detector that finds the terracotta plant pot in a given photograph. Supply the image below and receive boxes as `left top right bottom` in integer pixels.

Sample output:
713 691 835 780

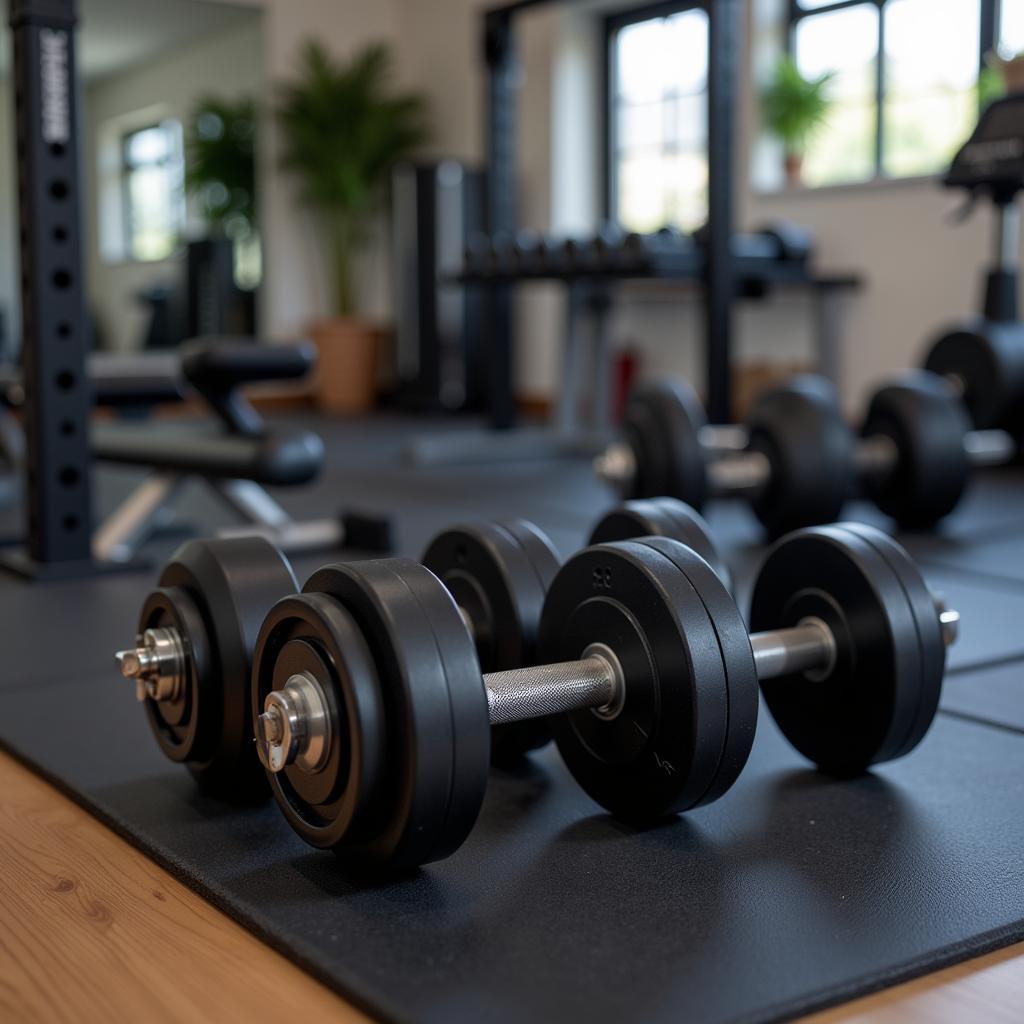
309 317 380 415
1003 57 1024 94
784 152 804 188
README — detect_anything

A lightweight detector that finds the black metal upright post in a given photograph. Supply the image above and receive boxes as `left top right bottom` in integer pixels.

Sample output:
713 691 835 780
483 9 518 430
704 0 740 423
4 0 95 579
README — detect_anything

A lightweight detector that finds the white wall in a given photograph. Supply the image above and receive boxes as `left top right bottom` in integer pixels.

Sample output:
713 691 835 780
0 79 18 360
83 19 263 352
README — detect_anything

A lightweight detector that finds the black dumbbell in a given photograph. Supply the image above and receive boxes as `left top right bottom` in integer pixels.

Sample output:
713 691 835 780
114 536 298 800
856 370 1016 527
597 374 850 536
422 498 728 761
250 525 956 868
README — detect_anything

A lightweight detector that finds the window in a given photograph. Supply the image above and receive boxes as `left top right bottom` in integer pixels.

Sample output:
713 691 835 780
120 120 185 261
606 4 709 233
788 0 1008 188
1002 0 1024 56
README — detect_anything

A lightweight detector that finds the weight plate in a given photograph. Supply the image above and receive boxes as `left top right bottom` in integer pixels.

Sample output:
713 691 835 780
836 523 945 758
635 537 757 803
540 542 731 820
747 381 856 536
302 558 489 868
750 525 924 773
423 520 561 761
924 322 1024 430
861 372 971 528
251 592 387 850
588 498 730 588
622 377 709 507
139 537 297 799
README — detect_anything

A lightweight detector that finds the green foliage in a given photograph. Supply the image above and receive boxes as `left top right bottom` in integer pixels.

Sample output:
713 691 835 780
761 56 835 154
275 41 429 316
186 95 257 236
977 65 1006 110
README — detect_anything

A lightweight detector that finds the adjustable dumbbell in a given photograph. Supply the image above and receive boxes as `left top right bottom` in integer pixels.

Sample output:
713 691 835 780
422 497 728 760
113 536 298 800
596 374 850 535
250 524 956 869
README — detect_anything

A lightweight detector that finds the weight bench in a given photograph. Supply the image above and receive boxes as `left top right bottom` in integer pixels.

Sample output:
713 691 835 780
90 338 392 563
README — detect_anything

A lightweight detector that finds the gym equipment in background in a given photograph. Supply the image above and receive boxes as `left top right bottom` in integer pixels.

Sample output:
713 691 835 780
250 525 955 868
94 338 392 563
597 372 1016 534
923 92 1024 434
391 161 486 412
115 499 726 791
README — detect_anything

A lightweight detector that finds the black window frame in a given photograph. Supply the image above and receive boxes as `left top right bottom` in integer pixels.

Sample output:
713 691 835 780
603 0 711 226
785 0 1001 182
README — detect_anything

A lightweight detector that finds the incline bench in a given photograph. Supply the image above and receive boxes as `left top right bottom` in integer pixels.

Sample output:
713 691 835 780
89 339 392 563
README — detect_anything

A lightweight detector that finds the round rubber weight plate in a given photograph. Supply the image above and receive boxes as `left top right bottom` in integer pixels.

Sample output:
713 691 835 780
622 377 709 507
835 523 945 758
924 323 1024 430
140 537 297 799
589 497 730 589
303 558 490 868
540 542 730 820
635 537 757 803
251 592 388 851
861 372 970 528
747 383 856 536
423 520 561 760
750 526 923 773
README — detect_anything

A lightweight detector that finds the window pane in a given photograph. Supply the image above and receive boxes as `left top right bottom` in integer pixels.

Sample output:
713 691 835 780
613 8 709 230
883 0 980 177
126 126 170 166
798 0 844 9
795 4 879 185
1002 0 1024 57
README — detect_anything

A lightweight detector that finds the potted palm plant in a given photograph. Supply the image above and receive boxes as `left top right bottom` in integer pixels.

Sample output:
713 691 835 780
761 56 834 188
276 41 429 413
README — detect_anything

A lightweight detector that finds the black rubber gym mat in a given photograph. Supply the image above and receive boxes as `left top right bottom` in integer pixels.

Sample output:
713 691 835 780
1 669 1022 1024
3 414 1024 1022
942 659 1024 733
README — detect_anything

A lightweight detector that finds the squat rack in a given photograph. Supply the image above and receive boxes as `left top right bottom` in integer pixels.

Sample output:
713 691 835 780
4 0 95 579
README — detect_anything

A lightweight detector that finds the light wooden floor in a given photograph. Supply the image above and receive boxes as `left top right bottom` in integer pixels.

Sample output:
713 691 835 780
0 750 1020 1023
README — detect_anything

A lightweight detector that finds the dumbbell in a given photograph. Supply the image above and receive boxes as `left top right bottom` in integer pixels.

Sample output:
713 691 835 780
115 499 725 788
856 370 1016 527
596 374 850 536
113 536 298 800
422 497 728 761
250 524 956 869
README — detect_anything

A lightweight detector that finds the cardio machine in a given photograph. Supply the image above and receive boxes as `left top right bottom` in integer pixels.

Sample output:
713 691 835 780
924 92 1024 435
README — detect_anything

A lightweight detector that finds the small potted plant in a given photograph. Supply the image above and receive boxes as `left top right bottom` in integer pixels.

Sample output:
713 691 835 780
761 56 834 188
986 49 1024 95
276 41 429 414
